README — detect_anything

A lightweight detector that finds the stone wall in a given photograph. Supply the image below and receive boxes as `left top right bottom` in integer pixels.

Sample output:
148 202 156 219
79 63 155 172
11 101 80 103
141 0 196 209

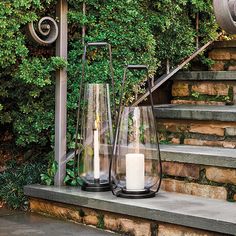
29 198 226 236
171 80 236 105
171 41 236 105
209 41 236 71
157 119 236 149
161 162 236 202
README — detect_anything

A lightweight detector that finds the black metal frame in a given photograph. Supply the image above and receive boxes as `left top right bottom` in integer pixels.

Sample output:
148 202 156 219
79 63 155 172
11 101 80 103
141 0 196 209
109 65 162 199
74 42 115 192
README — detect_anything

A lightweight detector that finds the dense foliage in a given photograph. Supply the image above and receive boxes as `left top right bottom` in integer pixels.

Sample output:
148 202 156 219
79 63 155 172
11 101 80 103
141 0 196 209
0 0 217 151
0 161 46 209
0 1 218 207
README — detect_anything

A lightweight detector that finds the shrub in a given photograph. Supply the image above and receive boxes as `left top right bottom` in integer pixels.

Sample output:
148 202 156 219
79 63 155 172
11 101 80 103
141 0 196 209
1 0 218 150
0 161 46 209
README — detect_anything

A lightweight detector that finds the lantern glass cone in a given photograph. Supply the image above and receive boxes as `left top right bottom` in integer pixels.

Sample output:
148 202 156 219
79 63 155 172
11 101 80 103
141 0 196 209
111 106 161 198
79 83 113 192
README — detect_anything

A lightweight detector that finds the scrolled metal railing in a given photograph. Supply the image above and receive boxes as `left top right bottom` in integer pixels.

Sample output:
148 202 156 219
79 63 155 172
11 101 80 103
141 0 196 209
27 16 59 45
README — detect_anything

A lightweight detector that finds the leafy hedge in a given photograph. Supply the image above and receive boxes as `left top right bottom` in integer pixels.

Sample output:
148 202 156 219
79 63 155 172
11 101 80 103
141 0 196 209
0 0 217 152
0 161 46 209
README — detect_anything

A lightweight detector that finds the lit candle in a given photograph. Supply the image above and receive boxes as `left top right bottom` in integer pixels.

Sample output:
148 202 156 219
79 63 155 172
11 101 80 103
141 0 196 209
94 122 100 179
126 153 145 191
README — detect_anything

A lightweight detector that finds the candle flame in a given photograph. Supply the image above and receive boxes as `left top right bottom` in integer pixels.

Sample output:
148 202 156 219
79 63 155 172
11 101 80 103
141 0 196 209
94 115 100 129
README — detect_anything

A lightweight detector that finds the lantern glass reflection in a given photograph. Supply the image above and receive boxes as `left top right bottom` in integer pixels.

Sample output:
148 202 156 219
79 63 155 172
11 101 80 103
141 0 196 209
78 83 113 191
110 106 161 198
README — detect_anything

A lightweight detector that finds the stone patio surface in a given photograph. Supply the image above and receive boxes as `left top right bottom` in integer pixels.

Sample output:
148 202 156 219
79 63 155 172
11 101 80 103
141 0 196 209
0 208 118 236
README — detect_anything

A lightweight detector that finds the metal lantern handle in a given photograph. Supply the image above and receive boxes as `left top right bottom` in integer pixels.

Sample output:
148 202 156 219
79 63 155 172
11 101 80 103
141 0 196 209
74 42 115 183
82 42 115 97
110 65 162 196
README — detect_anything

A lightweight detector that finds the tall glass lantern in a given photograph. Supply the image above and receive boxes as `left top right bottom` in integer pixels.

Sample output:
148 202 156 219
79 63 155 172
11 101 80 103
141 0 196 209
109 65 162 198
74 42 115 192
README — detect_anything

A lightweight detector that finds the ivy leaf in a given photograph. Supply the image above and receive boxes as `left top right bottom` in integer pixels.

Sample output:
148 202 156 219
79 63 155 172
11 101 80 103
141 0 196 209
66 169 75 178
64 175 71 183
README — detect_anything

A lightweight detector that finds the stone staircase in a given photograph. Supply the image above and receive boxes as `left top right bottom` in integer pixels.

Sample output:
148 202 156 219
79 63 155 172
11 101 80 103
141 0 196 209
148 41 236 233
155 41 236 202
24 41 236 236
155 104 236 202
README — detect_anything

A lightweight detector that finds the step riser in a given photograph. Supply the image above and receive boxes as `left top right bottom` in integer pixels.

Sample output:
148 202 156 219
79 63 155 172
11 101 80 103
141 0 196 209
161 162 236 202
171 80 236 105
29 197 227 236
157 119 236 149
208 43 236 71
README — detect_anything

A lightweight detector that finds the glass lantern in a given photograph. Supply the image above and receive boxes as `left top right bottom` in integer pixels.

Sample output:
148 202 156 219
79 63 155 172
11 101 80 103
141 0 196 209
74 42 115 192
109 65 162 198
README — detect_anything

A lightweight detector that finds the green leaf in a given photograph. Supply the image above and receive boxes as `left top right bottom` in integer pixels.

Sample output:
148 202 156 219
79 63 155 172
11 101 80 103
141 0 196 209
63 175 71 183
66 169 75 178
76 177 83 186
45 178 52 186
40 174 49 181
70 179 77 186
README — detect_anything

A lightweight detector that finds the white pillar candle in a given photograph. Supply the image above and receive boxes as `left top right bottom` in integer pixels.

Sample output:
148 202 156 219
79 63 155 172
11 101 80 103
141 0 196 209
94 84 100 180
126 153 145 191
94 128 100 179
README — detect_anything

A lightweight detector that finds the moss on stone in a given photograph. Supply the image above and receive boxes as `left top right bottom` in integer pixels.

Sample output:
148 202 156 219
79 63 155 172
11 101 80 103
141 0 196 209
97 214 105 229
150 223 158 236
179 134 185 144
159 140 171 144
174 94 230 102
79 209 85 217
228 87 234 101
226 185 236 202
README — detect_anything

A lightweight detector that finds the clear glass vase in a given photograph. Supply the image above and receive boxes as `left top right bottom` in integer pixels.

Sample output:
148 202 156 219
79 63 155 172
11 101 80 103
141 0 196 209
78 83 113 191
109 64 162 198
110 106 161 198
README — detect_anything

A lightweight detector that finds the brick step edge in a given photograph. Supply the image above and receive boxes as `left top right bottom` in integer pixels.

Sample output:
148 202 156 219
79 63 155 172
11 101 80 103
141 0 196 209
172 71 236 81
24 185 236 235
154 104 236 122
160 144 236 168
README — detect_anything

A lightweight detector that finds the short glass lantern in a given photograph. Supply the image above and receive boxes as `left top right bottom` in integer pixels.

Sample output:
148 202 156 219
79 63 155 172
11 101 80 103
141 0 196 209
74 42 115 192
109 65 162 198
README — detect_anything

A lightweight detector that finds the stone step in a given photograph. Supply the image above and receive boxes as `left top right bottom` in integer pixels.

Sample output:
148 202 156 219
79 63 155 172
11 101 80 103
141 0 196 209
24 185 236 235
160 145 236 202
155 105 236 149
212 40 236 49
170 71 236 105
207 40 236 71
160 144 236 168
172 71 236 81
154 104 236 122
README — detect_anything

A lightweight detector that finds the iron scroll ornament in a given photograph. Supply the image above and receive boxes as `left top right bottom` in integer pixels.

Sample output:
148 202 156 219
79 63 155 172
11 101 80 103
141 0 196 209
213 0 236 34
27 17 59 45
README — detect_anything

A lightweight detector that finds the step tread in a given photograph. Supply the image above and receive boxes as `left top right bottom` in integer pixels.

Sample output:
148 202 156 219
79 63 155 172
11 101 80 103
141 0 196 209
160 144 236 168
212 40 236 49
154 104 236 121
172 71 236 81
24 185 236 235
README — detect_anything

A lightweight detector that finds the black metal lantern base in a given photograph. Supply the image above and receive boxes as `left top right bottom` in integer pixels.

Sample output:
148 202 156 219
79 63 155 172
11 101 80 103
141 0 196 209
81 180 110 192
116 189 156 199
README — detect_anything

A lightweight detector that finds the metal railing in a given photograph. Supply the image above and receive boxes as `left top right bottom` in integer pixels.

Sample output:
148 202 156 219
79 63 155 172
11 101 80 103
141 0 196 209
132 40 214 106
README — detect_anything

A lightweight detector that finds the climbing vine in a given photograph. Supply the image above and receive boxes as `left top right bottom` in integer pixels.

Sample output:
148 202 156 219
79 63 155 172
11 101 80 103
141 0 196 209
0 0 218 151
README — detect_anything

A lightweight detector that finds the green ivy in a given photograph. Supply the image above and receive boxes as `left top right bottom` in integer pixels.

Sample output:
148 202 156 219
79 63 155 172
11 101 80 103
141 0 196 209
0 1 219 208
0 0 218 153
